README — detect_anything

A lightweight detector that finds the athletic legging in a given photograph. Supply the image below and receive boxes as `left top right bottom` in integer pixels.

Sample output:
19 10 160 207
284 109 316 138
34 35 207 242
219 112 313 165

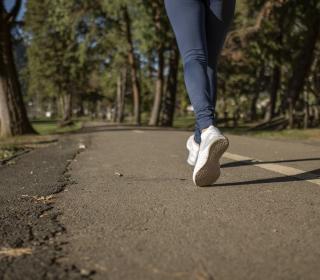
164 0 236 144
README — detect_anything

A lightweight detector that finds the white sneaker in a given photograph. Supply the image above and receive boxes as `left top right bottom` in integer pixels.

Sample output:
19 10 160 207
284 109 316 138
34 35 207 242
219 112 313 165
186 134 200 166
193 125 229 186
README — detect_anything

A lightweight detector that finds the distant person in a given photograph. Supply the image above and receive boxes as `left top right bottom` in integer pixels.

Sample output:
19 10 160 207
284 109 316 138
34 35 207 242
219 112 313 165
164 0 236 186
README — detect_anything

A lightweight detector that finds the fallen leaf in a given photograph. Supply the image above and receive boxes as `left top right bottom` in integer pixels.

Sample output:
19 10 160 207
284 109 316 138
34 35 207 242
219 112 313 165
30 195 55 204
0 248 32 258
79 143 86 150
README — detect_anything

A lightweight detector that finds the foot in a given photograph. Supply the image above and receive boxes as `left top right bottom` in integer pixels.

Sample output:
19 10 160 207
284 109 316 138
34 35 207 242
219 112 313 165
193 125 229 187
186 134 200 166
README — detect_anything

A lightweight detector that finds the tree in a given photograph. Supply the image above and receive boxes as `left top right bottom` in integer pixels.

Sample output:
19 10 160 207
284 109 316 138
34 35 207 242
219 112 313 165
122 5 141 125
219 0 320 128
25 0 84 126
146 0 168 126
115 67 127 123
17 0 320 129
0 0 35 137
286 1 320 128
100 0 143 125
160 40 180 126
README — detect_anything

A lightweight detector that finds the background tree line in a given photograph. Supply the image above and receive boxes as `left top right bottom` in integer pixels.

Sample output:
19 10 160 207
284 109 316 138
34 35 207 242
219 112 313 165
0 0 319 137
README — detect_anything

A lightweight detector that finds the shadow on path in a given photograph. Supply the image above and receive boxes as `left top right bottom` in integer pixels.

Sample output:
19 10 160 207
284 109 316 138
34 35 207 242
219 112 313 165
73 123 320 188
221 158 320 169
208 168 320 188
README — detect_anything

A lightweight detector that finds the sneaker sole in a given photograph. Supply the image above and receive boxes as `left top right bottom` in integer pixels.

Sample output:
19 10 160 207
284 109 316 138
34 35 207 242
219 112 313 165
194 137 229 187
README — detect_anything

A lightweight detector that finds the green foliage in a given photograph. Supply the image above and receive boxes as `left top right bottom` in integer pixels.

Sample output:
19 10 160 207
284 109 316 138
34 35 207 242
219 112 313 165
25 0 76 99
22 0 320 128
217 0 320 126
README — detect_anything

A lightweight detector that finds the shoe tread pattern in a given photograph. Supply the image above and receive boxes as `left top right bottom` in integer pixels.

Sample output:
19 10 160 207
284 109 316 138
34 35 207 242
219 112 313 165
195 137 229 187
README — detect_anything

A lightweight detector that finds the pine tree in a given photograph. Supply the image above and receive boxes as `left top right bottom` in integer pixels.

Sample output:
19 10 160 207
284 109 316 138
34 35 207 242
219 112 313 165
25 0 80 126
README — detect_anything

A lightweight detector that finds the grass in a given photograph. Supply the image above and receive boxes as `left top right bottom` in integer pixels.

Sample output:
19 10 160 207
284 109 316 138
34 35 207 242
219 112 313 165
173 115 196 129
1 117 319 162
32 120 82 135
173 115 320 141
0 146 23 161
0 120 82 161
242 128 320 141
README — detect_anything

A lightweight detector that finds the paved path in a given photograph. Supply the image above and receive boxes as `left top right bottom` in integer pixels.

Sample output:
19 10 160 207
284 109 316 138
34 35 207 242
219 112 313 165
53 125 320 280
0 138 83 279
1 124 320 279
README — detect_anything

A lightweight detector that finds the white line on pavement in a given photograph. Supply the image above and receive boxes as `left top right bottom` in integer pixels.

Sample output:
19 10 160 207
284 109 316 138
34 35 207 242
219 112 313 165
223 152 320 186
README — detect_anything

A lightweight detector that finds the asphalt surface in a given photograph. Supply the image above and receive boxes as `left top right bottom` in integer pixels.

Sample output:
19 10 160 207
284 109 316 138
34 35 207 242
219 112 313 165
0 137 89 280
1 124 320 280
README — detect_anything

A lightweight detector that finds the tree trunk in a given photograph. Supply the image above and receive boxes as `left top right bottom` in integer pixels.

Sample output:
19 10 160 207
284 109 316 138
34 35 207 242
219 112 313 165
287 15 320 128
113 77 120 123
123 6 141 125
303 90 309 129
287 102 294 129
117 68 126 123
268 65 281 120
114 69 126 123
59 92 73 127
250 90 260 122
149 47 165 126
160 43 180 126
313 58 320 126
267 12 283 120
148 1 166 126
76 93 85 117
0 4 35 137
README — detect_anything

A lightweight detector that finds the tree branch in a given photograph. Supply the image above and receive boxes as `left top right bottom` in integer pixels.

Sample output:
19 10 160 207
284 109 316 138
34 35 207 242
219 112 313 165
222 0 287 60
5 0 22 23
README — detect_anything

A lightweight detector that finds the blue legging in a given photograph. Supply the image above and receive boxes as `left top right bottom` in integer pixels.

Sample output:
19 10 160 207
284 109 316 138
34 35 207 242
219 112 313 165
164 0 236 144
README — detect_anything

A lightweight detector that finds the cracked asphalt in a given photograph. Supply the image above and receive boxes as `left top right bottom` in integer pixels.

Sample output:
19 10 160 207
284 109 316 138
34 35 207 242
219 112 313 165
1 124 320 280
0 137 88 280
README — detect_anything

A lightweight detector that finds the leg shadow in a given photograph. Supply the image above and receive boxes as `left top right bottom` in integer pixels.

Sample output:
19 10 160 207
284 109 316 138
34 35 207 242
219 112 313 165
204 168 320 188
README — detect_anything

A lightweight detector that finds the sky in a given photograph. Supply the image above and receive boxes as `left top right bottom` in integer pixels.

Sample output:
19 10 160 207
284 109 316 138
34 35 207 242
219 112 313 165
4 0 26 20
